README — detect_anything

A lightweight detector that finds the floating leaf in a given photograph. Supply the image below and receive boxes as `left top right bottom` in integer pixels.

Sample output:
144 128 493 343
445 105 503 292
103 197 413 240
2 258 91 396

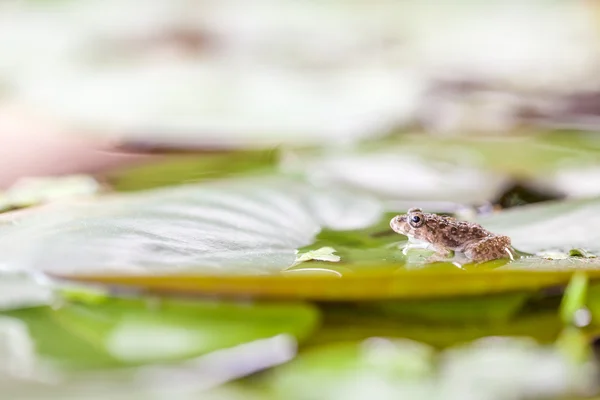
290 247 341 268
0 331 286 400
0 175 102 213
288 148 507 204
0 274 53 311
5 175 600 300
538 251 571 260
267 337 597 400
1 297 319 369
58 197 600 300
479 198 600 255
0 176 382 276
107 150 279 192
285 133 600 207
53 270 600 301
268 339 436 400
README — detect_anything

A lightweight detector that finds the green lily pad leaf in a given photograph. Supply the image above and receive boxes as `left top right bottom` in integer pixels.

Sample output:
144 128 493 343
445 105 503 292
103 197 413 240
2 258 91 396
288 149 508 204
0 382 266 400
59 270 600 301
386 133 600 178
285 133 600 206
0 274 53 311
0 176 382 276
107 150 279 192
1 297 319 369
498 256 600 271
0 175 102 212
436 337 597 399
0 325 285 400
267 337 598 400
42 208 600 301
538 251 571 260
479 198 600 255
290 247 341 268
40 205 600 301
268 339 436 400
7 175 600 300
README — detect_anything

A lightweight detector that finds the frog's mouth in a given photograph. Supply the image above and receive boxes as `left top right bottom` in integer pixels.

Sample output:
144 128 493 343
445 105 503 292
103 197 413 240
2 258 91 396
390 215 410 235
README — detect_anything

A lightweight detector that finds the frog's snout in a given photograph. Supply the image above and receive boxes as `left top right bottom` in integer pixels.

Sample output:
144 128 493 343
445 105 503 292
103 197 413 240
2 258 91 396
390 215 408 234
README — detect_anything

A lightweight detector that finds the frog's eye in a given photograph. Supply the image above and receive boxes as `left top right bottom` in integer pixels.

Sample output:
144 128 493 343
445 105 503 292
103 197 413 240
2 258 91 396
409 214 424 227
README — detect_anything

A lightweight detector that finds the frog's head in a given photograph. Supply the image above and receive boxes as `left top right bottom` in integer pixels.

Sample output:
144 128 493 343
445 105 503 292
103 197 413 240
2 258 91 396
390 208 428 239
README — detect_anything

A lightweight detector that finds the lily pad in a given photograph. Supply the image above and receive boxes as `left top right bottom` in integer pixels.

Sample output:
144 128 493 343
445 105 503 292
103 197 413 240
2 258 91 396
5 174 600 300
0 297 309 397
0 297 319 369
107 150 279 192
0 175 102 213
291 148 508 204
0 273 53 311
266 336 597 400
0 176 382 276
478 198 600 256
286 133 600 206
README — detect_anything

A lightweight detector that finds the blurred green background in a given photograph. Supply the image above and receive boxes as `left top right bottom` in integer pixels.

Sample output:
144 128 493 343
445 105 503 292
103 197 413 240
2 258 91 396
2 1 600 399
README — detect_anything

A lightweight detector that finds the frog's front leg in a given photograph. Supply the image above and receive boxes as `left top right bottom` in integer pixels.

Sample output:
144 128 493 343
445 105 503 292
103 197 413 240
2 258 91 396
425 246 454 263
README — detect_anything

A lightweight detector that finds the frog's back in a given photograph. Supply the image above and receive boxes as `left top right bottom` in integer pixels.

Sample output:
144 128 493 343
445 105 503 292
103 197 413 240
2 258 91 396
424 213 494 250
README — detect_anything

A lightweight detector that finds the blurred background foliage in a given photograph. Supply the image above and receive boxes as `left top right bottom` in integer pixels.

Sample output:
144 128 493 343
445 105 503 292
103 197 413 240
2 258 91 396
2 1 600 399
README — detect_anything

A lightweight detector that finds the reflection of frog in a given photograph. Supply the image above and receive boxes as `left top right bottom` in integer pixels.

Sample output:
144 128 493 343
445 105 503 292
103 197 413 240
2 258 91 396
390 208 512 263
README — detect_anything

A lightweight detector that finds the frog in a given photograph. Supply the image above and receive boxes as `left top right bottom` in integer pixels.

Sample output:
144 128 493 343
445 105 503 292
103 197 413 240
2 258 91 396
389 208 512 263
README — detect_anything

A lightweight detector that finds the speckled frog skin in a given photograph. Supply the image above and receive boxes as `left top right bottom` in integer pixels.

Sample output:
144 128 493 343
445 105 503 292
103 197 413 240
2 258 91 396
390 208 512 263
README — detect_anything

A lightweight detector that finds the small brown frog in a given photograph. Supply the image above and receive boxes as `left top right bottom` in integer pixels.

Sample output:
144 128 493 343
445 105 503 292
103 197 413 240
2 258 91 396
390 208 512 263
